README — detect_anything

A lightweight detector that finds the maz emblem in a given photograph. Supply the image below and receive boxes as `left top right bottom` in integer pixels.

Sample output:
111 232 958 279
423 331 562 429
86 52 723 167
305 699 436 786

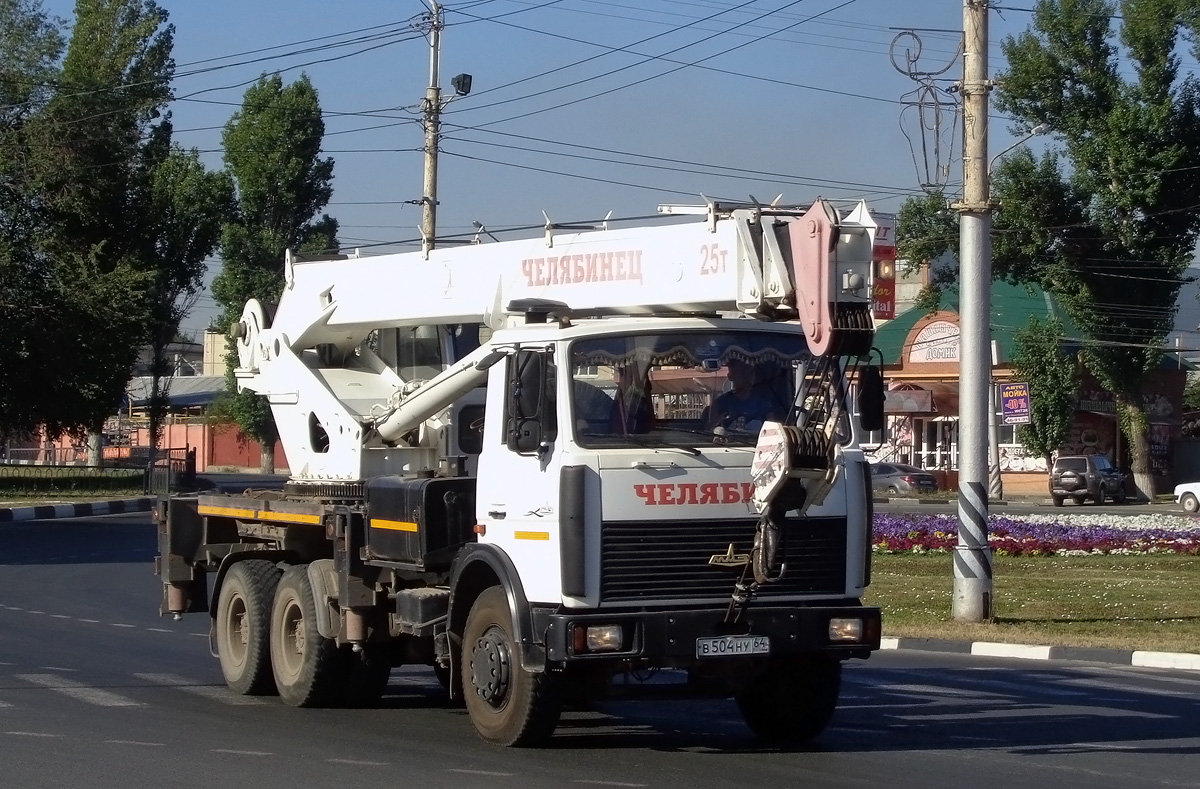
708 543 751 569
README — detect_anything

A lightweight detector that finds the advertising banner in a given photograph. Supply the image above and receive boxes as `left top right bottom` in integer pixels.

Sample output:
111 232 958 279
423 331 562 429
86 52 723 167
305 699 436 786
1000 382 1032 425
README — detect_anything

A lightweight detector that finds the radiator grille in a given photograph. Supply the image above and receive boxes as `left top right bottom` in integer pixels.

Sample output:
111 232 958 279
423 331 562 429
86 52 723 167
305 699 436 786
599 517 847 604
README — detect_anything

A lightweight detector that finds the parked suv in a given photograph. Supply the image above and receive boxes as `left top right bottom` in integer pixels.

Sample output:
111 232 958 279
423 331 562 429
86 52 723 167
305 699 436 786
1050 454 1127 506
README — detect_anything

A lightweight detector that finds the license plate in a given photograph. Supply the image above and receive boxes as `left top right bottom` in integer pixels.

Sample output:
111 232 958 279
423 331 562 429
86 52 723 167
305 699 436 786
695 635 770 658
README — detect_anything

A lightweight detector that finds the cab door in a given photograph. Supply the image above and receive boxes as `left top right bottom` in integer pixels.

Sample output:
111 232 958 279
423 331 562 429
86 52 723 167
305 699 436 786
474 346 565 604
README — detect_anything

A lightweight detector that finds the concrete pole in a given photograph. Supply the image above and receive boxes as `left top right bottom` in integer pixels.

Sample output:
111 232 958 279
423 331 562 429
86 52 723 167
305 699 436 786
953 0 994 622
421 1 443 251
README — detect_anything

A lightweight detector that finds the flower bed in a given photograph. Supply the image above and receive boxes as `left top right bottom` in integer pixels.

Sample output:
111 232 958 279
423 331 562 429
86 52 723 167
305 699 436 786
874 512 1200 556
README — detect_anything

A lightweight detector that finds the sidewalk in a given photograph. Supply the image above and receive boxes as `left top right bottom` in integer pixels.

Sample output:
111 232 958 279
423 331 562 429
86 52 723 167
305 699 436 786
2 493 1196 672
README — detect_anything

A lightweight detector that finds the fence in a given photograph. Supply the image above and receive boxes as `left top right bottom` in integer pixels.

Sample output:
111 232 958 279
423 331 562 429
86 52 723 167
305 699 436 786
143 447 197 496
0 463 144 495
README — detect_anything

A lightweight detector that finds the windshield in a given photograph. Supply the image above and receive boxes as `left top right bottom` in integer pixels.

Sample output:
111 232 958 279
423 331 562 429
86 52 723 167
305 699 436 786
569 330 811 449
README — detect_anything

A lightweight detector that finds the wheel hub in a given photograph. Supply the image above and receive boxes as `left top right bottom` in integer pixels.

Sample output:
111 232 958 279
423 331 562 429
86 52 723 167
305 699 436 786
470 627 511 707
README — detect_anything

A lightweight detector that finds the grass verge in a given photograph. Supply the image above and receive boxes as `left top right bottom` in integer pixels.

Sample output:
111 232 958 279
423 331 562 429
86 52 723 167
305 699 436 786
865 553 1200 654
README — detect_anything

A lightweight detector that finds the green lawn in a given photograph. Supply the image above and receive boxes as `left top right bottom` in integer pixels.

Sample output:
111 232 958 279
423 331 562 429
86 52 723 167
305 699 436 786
865 553 1200 654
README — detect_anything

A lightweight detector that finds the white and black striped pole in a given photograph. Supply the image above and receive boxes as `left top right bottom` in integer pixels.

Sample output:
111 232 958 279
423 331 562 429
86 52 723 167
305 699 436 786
953 0 994 621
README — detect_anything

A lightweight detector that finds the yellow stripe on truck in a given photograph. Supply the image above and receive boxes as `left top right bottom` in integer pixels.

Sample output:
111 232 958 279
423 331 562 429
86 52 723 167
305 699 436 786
198 505 321 526
514 531 550 541
370 518 419 532
197 506 257 519
257 510 321 525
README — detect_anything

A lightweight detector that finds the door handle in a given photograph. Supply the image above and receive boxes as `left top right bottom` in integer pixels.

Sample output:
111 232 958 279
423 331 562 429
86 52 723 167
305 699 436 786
632 461 678 469
487 510 507 519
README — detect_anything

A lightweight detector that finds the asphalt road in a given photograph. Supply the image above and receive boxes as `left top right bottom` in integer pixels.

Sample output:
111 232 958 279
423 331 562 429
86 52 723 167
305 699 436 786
1 514 1197 789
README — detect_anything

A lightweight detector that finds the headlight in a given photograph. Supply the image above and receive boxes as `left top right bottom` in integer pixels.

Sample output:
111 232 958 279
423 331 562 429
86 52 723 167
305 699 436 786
828 617 864 642
572 624 624 653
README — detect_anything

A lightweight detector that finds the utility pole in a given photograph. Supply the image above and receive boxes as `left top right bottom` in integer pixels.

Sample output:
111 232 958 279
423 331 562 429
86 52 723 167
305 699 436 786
420 0 443 252
953 0 993 622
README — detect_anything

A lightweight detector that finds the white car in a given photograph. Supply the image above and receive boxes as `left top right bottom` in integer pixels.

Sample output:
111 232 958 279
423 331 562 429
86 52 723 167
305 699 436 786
1173 481 1200 514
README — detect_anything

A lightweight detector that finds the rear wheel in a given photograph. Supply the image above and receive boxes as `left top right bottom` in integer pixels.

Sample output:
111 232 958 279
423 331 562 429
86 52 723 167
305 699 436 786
1073 496 1085 506
270 566 343 707
887 485 899 495
215 559 281 696
461 587 561 746
1052 496 1064 507
1183 493 1199 514
736 656 842 745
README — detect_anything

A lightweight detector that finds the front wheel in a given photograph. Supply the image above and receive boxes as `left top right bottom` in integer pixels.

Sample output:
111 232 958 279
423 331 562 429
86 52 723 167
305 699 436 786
1052 496 1064 508
1096 488 1106 505
736 656 842 745
215 559 282 696
461 587 561 746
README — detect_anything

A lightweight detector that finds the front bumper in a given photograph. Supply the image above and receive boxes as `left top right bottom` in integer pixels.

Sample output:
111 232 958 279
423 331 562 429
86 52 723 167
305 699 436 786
540 604 881 665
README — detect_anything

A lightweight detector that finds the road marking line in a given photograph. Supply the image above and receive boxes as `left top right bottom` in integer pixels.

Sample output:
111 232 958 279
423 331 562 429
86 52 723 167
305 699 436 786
106 740 165 747
327 758 389 766
77 619 100 624
112 624 136 629
50 615 70 619
26 611 44 615
448 769 515 777
6 731 61 737
212 749 272 756
574 781 648 788
134 673 266 705
16 674 143 707
145 628 172 633
37 667 78 672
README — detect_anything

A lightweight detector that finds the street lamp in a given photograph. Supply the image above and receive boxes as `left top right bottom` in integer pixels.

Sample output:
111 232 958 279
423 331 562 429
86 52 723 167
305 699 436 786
989 124 1049 175
984 124 1048 502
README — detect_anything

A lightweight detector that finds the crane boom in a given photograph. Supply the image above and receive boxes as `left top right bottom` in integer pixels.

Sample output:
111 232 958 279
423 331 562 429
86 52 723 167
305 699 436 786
230 198 878 482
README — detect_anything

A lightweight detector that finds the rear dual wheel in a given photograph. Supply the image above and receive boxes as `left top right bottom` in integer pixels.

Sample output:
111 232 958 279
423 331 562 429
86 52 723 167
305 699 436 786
215 560 282 696
269 566 392 708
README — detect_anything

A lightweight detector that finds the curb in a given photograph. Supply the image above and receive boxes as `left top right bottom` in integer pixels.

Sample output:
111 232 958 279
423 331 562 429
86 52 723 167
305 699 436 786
0 498 155 523
881 636 1200 672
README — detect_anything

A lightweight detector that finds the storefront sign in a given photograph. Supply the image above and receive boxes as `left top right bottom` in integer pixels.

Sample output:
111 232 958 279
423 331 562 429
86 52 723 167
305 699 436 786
872 277 896 320
907 320 959 364
1000 382 1032 425
871 216 896 321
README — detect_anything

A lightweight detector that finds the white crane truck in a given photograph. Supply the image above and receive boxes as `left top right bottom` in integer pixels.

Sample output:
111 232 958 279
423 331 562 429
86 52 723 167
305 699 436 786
154 196 887 747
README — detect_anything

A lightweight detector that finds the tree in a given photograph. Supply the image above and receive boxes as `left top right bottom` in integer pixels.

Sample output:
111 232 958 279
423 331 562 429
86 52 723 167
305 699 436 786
1010 317 1078 465
143 148 233 460
0 0 63 441
20 0 175 458
212 73 338 473
991 0 1200 499
895 189 958 314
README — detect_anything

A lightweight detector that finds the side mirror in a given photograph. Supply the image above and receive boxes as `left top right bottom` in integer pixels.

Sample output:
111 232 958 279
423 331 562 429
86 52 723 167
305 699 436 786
511 418 543 454
858 364 885 433
504 349 558 455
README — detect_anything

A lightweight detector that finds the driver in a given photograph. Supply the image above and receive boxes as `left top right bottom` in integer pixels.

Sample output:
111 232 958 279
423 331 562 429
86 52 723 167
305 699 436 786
707 358 778 434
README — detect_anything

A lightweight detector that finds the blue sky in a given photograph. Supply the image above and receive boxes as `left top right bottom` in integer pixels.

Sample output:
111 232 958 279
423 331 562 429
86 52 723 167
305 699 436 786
39 1 1106 335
